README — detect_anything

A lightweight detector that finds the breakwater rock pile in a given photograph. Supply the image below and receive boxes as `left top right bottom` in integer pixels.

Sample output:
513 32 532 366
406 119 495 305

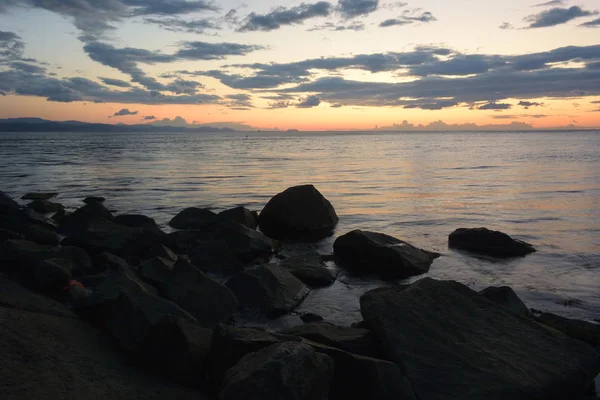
0 185 598 400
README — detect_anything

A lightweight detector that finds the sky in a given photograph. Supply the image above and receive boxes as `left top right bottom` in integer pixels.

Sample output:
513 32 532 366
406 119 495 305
0 0 599 131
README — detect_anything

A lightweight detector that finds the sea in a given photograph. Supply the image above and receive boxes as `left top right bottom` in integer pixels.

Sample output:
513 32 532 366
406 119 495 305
0 130 598 328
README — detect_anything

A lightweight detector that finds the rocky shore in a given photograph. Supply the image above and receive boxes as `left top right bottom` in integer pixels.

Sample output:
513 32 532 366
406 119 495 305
1 185 599 400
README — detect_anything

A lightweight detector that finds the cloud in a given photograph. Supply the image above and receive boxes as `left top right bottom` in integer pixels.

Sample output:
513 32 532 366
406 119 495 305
268 100 293 109
580 17 600 27
331 103 343 108
99 77 131 87
124 0 217 16
375 120 535 131
533 1 564 7
112 108 138 117
379 18 412 27
224 93 254 108
338 0 379 18
499 22 514 29
175 41 263 60
238 2 333 32
525 6 598 28
297 95 321 108
491 115 517 119
379 11 436 27
518 100 544 108
309 21 365 31
143 115 156 120
144 17 220 34
0 30 24 61
9 61 45 74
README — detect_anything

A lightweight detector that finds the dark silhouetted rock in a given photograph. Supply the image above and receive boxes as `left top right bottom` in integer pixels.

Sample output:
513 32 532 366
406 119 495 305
17 222 60 245
449 227 535 257
0 189 19 209
258 184 339 241
0 228 24 242
114 214 158 228
61 219 137 255
279 253 336 287
0 275 77 318
22 192 58 201
26 200 64 214
0 239 59 274
145 244 178 263
59 246 93 277
57 202 114 236
226 264 310 318
219 342 334 400
169 207 216 229
534 313 600 349
479 286 530 316
301 313 324 323
188 241 245 275
138 315 213 386
360 278 600 400
334 230 439 280
280 321 377 357
65 283 91 309
83 196 105 204
93 252 130 272
218 206 258 229
34 259 72 294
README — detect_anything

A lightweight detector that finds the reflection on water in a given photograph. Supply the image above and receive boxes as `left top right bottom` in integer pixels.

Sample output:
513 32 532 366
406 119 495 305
0 130 599 326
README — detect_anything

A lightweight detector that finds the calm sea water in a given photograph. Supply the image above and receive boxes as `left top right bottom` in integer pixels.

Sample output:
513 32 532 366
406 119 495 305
0 130 598 327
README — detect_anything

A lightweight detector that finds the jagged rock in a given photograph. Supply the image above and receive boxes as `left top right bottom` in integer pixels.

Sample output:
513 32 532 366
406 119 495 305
114 214 158 228
0 239 59 274
188 241 245 275
534 312 600 349
16 222 61 245
226 264 310 318
83 196 106 204
61 219 138 255
60 246 93 278
479 286 530 316
21 192 58 201
279 321 377 358
65 283 91 310
218 206 258 229
0 189 19 209
145 244 178 263
258 184 338 241
334 230 440 280
33 259 72 294
360 278 600 400
278 253 336 287
26 200 64 214
301 313 324 323
0 275 77 318
449 227 535 257
169 207 216 229
56 202 114 236
0 228 24 242
0 207 60 245
219 342 334 400
93 252 130 272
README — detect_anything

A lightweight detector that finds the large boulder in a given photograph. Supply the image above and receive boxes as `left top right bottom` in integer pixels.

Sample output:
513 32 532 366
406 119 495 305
279 321 377 357
113 214 158 229
258 185 339 241
169 207 216 229
0 228 24 242
219 342 334 400
448 227 535 257
479 286 530 316
56 202 114 236
534 312 600 349
11 222 60 245
0 207 59 245
0 189 19 209
360 278 600 400
0 239 59 274
33 259 72 294
278 253 337 287
226 264 310 318
26 200 64 214
0 275 77 318
61 219 138 255
187 241 245 275
334 230 440 280
218 206 258 229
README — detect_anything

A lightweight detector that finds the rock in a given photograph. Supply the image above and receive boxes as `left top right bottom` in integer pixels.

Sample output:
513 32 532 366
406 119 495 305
26 200 64 214
188 240 245 275
448 227 535 257
218 206 258 229
65 283 91 309
279 321 377 358
219 342 334 400
0 208 60 245
0 239 59 274
61 219 139 256
145 244 178 263
16 222 61 245
93 252 130 272
301 313 324 323
138 256 175 285
360 278 600 400
334 230 440 280
0 275 77 318
33 259 72 294
226 264 310 318
83 196 106 204
114 214 158 228
104 290 198 352
169 207 216 229
21 192 58 201
0 228 24 242
534 313 600 349
50 209 68 222
56 202 113 236
479 286 530 316
59 246 93 277
137 315 213 386
0 189 19 209
258 184 339 241
278 253 336 287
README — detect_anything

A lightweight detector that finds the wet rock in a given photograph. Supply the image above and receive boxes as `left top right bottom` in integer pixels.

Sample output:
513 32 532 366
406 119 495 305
0 275 77 318
360 278 600 400
218 206 258 229
93 252 130 272
83 196 105 204
0 228 24 242
258 184 339 241
334 230 440 280
57 202 113 236
0 239 59 274
219 342 334 400
51 209 68 222
280 321 377 357
26 200 64 214
145 244 178 263
33 259 72 294
114 214 158 228
0 207 60 245
137 315 213 386
0 189 19 209
17 222 61 245
278 253 336 287
448 227 535 257
22 192 58 201
534 312 600 349
226 264 310 318
188 241 245 275
169 207 216 229
479 286 530 316
301 313 324 323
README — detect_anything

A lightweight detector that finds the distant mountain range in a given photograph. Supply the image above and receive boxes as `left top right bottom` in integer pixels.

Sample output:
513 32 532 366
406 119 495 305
0 118 237 133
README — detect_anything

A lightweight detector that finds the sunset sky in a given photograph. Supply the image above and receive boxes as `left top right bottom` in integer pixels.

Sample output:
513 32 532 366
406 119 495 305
0 0 599 130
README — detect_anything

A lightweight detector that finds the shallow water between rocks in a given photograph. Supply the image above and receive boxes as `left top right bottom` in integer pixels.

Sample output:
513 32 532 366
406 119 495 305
1 130 598 328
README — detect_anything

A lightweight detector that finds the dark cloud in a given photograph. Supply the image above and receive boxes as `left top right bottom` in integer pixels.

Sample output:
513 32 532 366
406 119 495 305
144 17 220 34
580 17 600 27
99 77 131 87
0 30 24 61
123 0 216 16
308 21 365 31
491 115 517 119
224 93 254 108
533 1 564 7
331 103 343 108
404 100 459 110
9 61 45 74
525 6 598 28
379 18 412 27
379 11 436 27
478 102 512 110
164 79 204 95
268 100 293 109
338 0 379 18
530 114 548 118
297 95 321 108
238 2 333 32
174 41 262 60
410 54 505 76
143 115 156 120
518 100 544 108
112 108 138 117
199 70 307 89
499 22 514 29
